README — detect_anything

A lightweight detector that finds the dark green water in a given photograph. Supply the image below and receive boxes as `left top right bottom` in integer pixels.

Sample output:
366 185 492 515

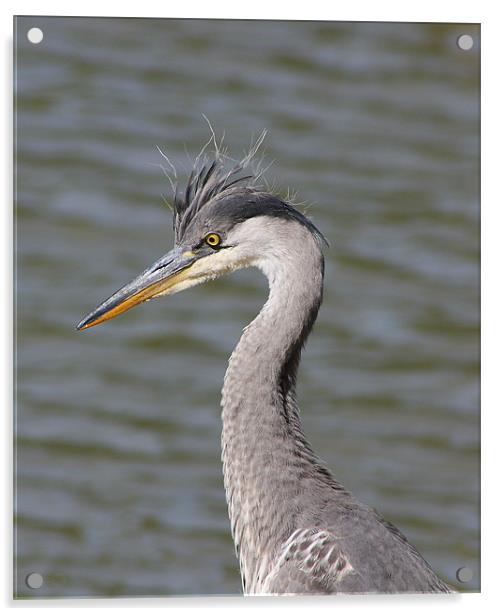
14 17 480 597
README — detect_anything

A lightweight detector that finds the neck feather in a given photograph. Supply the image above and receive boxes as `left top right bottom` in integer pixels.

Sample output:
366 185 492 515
220 222 325 591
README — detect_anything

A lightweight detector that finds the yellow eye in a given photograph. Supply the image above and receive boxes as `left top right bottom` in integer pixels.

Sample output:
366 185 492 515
205 233 222 248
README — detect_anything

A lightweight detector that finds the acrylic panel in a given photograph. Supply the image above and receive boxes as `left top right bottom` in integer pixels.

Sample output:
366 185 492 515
14 17 480 597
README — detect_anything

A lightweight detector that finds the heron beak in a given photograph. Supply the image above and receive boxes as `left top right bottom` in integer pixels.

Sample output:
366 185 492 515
76 248 198 331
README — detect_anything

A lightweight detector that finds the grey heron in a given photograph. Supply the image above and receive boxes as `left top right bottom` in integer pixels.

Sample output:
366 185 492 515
77 147 452 595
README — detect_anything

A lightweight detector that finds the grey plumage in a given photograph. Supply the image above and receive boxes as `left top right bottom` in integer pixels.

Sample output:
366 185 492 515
78 149 452 595
171 155 326 248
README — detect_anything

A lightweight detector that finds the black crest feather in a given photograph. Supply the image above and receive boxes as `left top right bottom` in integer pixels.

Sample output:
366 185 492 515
161 131 327 247
173 158 255 241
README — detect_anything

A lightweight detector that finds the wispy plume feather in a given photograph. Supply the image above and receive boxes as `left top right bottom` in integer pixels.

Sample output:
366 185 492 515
155 123 327 248
166 125 268 241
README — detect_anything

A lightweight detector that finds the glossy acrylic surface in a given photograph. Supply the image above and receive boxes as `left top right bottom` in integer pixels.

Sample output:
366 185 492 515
14 17 479 597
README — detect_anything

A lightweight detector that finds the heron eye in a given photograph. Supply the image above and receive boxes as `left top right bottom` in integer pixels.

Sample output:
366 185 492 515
205 233 222 248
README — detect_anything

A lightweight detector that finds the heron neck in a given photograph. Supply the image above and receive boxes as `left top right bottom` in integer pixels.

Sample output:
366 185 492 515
221 228 325 590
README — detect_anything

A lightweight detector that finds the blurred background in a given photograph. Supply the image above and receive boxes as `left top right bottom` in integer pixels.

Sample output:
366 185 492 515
14 17 480 597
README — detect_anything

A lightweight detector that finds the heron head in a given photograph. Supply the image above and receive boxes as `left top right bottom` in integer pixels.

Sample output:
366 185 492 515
77 157 324 331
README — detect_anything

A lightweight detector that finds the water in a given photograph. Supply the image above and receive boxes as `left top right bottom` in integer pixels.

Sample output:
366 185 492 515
14 17 480 597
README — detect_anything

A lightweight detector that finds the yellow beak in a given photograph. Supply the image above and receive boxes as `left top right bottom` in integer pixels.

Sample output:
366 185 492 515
77 248 197 331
